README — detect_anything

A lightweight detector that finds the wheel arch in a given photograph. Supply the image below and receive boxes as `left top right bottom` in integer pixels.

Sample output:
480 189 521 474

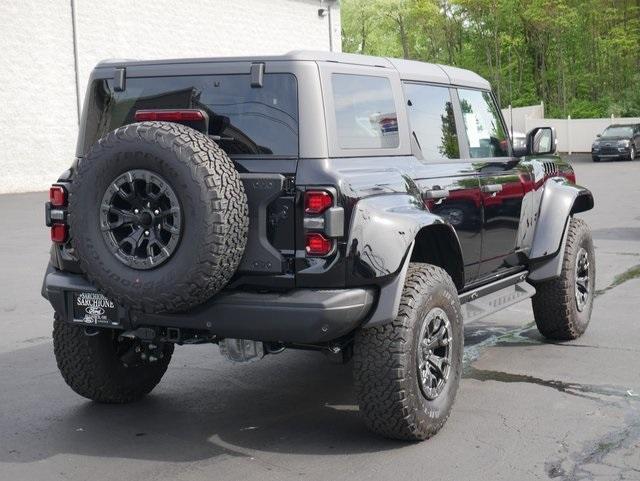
411 224 465 291
348 194 465 327
528 177 594 282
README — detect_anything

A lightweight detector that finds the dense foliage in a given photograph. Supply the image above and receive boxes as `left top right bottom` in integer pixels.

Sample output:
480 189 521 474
341 0 640 118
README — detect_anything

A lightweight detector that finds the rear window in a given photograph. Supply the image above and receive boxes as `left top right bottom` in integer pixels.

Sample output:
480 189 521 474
331 73 399 150
80 73 298 157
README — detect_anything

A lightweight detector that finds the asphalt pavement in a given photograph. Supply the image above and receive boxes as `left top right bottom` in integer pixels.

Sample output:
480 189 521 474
1 154 639 481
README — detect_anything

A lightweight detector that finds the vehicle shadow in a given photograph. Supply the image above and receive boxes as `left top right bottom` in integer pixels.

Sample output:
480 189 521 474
0 343 403 464
1 321 537 464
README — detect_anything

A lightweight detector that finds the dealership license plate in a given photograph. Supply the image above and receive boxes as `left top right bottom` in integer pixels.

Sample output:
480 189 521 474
72 292 119 326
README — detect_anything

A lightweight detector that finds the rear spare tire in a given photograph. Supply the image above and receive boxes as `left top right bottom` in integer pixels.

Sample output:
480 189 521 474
69 121 248 313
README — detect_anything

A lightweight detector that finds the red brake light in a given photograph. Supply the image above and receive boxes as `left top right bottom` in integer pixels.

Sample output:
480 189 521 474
49 185 67 207
305 233 332 257
134 109 205 122
304 190 333 215
50 223 68 243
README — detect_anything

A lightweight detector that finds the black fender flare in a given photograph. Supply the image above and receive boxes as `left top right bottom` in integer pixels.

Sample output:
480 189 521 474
346 194 464 327
528 177 594 281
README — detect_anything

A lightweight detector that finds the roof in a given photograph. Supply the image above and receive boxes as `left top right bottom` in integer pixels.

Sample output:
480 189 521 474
97 50 491 90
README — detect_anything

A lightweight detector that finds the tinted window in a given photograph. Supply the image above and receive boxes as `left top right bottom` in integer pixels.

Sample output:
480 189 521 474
81 74 298 157
332 74 399 149
458 89 509 158
404 83 459 160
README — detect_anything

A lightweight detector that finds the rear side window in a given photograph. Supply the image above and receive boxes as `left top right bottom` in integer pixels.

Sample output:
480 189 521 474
331 73 399 149
404 83 459 160
80 73 298 158
457 89 509 158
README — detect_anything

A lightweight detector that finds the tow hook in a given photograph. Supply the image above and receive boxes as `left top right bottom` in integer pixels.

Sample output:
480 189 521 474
119 341 165 366
119 328 164 366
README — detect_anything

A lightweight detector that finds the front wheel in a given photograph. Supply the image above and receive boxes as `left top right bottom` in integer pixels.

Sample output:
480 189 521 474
531 218 595 340
353 263 463 441
629 145 636 161
53 316 173 403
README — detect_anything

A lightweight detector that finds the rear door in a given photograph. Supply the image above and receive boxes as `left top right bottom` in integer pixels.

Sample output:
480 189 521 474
403 82 483 283
455 88 525 278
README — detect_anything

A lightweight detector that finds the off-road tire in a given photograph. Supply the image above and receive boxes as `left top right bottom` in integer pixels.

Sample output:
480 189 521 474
69 121 248 313
353 263 463 441
531 218 595 340
53 315 173 403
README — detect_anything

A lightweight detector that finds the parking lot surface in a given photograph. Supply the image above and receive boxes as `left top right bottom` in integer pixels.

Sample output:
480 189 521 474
1 154 639 481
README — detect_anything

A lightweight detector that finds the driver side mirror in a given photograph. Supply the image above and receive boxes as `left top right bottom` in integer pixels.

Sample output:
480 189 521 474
516 127 556 156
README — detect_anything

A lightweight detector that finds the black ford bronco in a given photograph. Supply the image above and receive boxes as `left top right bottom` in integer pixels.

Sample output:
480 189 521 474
42 51 595 441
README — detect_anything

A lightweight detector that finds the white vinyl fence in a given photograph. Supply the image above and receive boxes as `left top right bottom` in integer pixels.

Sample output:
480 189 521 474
502 103 545 134
524 116 640 154
502 104 640 153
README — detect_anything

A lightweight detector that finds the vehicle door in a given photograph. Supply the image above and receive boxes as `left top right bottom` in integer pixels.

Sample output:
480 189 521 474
403 82 483 283
455 88 526 279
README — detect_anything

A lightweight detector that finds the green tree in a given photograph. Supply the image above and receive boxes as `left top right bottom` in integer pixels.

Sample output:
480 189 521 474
341 0 640 118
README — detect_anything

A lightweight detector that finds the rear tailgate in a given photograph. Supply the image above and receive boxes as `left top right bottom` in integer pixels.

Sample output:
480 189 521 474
73 67 300 286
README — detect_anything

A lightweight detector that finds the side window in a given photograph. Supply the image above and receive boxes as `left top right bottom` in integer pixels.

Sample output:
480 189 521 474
404 83 459 160
331 73 399 149
457 88 509 158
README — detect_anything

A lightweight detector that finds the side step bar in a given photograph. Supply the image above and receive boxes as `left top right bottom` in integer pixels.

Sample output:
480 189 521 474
460 271 536 323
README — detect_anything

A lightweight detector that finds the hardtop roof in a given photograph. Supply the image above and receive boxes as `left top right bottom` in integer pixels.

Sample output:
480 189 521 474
97 50 491 90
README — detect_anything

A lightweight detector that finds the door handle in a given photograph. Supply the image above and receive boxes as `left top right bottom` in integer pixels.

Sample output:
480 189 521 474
424 189 450 200
481 184 503 194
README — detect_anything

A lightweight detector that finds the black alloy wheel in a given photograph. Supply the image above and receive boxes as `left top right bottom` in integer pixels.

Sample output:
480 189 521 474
100 169 182 270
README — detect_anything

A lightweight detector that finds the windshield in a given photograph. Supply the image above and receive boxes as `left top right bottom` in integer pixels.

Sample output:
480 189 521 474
602 126 633 137
79 73 299 158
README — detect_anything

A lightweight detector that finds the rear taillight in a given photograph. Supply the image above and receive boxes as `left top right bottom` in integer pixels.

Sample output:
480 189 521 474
304 190 333 215
134 109 205 122
47 184 69 243
305 233 332 257
49 185 67 207
50 223 68 243
303 188 340 257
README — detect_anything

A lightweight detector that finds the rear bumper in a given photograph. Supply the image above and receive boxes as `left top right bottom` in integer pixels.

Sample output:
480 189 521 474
42 266 376 343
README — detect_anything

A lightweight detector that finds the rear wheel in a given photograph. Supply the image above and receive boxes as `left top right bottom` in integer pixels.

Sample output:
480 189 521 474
53 316 173 403
531 218 595 340
353 263 463 441
592 155 600 162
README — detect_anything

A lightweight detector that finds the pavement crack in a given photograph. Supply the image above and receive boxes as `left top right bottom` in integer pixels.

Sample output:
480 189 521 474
595 263 640 297
545 410 640 480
